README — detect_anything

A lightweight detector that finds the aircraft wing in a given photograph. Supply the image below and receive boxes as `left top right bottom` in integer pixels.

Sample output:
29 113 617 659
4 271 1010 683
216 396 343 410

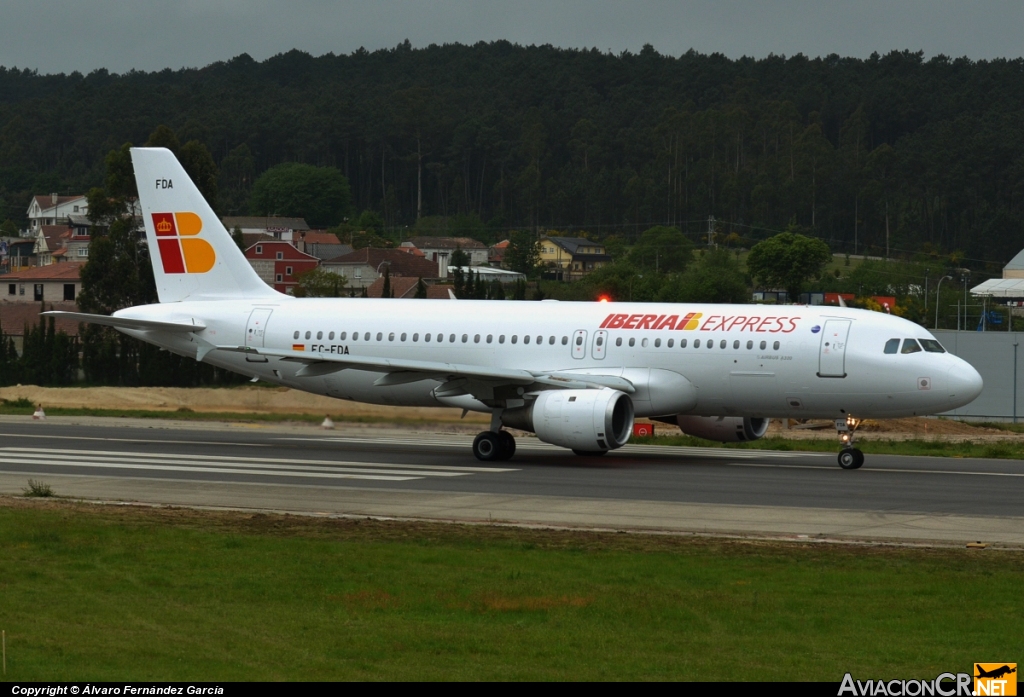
216 345 635 393
41 311 206 333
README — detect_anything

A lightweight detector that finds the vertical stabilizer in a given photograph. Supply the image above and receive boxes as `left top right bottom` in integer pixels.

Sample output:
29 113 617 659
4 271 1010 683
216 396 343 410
130 147 282 302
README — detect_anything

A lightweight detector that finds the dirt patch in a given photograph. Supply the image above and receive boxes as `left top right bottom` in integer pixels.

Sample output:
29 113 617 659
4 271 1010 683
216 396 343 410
0 384 489 424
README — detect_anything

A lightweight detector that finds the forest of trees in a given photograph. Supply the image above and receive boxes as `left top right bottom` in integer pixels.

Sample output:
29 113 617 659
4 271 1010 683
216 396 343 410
2 42 1024 271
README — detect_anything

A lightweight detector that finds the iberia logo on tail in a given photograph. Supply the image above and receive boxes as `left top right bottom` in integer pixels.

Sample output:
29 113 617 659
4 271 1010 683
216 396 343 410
152 212 216 274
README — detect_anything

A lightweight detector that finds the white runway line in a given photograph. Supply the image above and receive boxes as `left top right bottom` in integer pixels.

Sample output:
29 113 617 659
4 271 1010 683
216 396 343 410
288 435 832 459
0 447 516 482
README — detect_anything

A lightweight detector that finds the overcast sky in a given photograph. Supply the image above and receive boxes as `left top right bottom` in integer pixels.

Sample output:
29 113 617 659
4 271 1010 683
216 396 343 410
3 0 1023 74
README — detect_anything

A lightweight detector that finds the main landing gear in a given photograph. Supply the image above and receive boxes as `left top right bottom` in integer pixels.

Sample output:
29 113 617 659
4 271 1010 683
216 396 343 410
472 430 516 462
835 416 864 469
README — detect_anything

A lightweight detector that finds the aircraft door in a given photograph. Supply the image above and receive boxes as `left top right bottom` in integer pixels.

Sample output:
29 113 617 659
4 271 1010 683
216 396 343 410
817 319 850 378
245 308 273 362
591 330 607 360
572 330 588 359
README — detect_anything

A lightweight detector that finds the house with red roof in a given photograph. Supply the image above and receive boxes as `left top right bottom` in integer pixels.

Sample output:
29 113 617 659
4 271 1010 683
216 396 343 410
26 194 88 234
244 240 319 294
322 248 441 289
3 262 84 303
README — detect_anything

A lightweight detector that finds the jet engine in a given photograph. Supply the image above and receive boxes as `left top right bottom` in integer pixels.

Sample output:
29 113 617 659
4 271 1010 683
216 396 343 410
502 389 634 452
672 415 770 443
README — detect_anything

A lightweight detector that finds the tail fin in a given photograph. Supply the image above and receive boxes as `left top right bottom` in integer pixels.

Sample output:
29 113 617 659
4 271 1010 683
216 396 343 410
130 147 281 302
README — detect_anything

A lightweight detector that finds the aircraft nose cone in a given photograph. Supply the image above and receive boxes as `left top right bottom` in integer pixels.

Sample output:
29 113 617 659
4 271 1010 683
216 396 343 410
947 361 983 404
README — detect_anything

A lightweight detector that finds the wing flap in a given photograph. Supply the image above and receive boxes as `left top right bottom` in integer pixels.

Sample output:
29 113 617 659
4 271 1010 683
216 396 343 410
41 311 205 333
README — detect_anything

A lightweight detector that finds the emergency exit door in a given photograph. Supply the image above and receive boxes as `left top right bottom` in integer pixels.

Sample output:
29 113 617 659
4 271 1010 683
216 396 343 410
571 330 587 359
817 319 850 378
245 308 273 362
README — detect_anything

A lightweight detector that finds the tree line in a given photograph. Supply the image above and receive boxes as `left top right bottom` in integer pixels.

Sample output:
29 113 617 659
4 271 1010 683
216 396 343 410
2 43 1024 272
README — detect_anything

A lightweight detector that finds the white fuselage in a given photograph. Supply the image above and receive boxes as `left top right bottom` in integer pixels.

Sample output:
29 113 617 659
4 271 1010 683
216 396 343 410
115 298 983 420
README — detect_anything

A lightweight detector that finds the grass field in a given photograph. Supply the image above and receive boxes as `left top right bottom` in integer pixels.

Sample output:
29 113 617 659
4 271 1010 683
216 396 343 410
0 498 1021 681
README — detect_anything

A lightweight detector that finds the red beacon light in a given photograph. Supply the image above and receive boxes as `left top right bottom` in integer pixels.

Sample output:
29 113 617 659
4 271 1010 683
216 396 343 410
597 294 612 303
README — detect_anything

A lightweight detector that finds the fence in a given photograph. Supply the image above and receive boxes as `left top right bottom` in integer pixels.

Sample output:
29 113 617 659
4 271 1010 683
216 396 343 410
934 330 1023 421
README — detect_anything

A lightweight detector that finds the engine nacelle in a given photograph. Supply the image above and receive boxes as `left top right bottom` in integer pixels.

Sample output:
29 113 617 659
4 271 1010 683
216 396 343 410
673 415 770 443
502 389 634 452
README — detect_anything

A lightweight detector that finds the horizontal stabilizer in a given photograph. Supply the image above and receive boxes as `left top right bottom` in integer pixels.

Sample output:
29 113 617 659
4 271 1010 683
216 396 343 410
41 311 205 333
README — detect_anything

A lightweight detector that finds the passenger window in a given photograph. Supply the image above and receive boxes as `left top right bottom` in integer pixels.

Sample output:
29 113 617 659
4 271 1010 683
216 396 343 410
901 339 922 354
317 331 323 340
511 335 518 344
293 331 299 340
760 340 766 350
365 332 371 341
561 336 568 345
597 336 604 346
616 337 622 347
340 332 347 340
694 339 700 348
668 338 674 348
773 341 780 350
449 334 456 343
654 338 661 348
329 331 335 340
462 334 468 343
747 340 753 349
305 331 311 340
499 335 505 344
919 339 946 353
487 335 493 343
733 340 740 349
388 332 395 341
629 338 636 347
352 332 358 341
437 334 444 343
575 336 583 346
474 334 480 343
412 333 418 342
401 333 407 341
681 339 687 348
425 333 431 342
642 338 649 348
549 336 555 345
720 340 726 349
524 335 531 345
707 340 713 349
376 332 382 341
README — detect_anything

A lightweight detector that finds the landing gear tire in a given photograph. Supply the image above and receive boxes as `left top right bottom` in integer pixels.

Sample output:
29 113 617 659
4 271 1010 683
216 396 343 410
497 431 516 461
572 449 608 457
473 432 501 461
838 448 864 470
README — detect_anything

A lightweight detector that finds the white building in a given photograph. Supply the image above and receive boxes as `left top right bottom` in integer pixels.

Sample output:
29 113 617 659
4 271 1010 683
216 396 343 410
26 194 89 234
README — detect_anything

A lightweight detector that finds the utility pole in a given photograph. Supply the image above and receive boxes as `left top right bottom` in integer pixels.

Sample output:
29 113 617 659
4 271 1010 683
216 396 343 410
935 275 952 330
707 215 715 247
924 268 930 315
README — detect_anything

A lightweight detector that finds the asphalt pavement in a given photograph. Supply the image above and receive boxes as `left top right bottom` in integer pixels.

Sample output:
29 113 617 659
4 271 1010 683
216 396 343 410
0 417 1021 546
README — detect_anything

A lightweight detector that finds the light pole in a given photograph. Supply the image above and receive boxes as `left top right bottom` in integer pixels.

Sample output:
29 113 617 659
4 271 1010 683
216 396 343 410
935 275 953 329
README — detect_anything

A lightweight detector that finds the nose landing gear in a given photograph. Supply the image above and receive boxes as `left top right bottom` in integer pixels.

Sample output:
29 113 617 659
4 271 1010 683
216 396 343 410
835 416 864 469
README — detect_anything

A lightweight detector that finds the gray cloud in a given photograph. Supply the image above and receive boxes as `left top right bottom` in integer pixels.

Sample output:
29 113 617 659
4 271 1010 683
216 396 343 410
2 0 1022 74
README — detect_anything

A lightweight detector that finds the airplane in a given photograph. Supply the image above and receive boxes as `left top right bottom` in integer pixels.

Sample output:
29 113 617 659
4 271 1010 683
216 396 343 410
46 147 984 470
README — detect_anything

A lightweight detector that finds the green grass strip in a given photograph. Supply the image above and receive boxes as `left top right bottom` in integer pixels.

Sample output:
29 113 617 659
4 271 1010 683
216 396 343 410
0 499 1021 680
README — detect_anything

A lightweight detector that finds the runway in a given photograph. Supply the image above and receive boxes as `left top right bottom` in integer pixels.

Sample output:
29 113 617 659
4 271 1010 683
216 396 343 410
1 417 1022 545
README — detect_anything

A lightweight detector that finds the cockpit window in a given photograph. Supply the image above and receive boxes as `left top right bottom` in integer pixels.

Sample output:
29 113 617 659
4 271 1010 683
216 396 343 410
901 339 922 354
884 339 900 354
919 339 946 353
